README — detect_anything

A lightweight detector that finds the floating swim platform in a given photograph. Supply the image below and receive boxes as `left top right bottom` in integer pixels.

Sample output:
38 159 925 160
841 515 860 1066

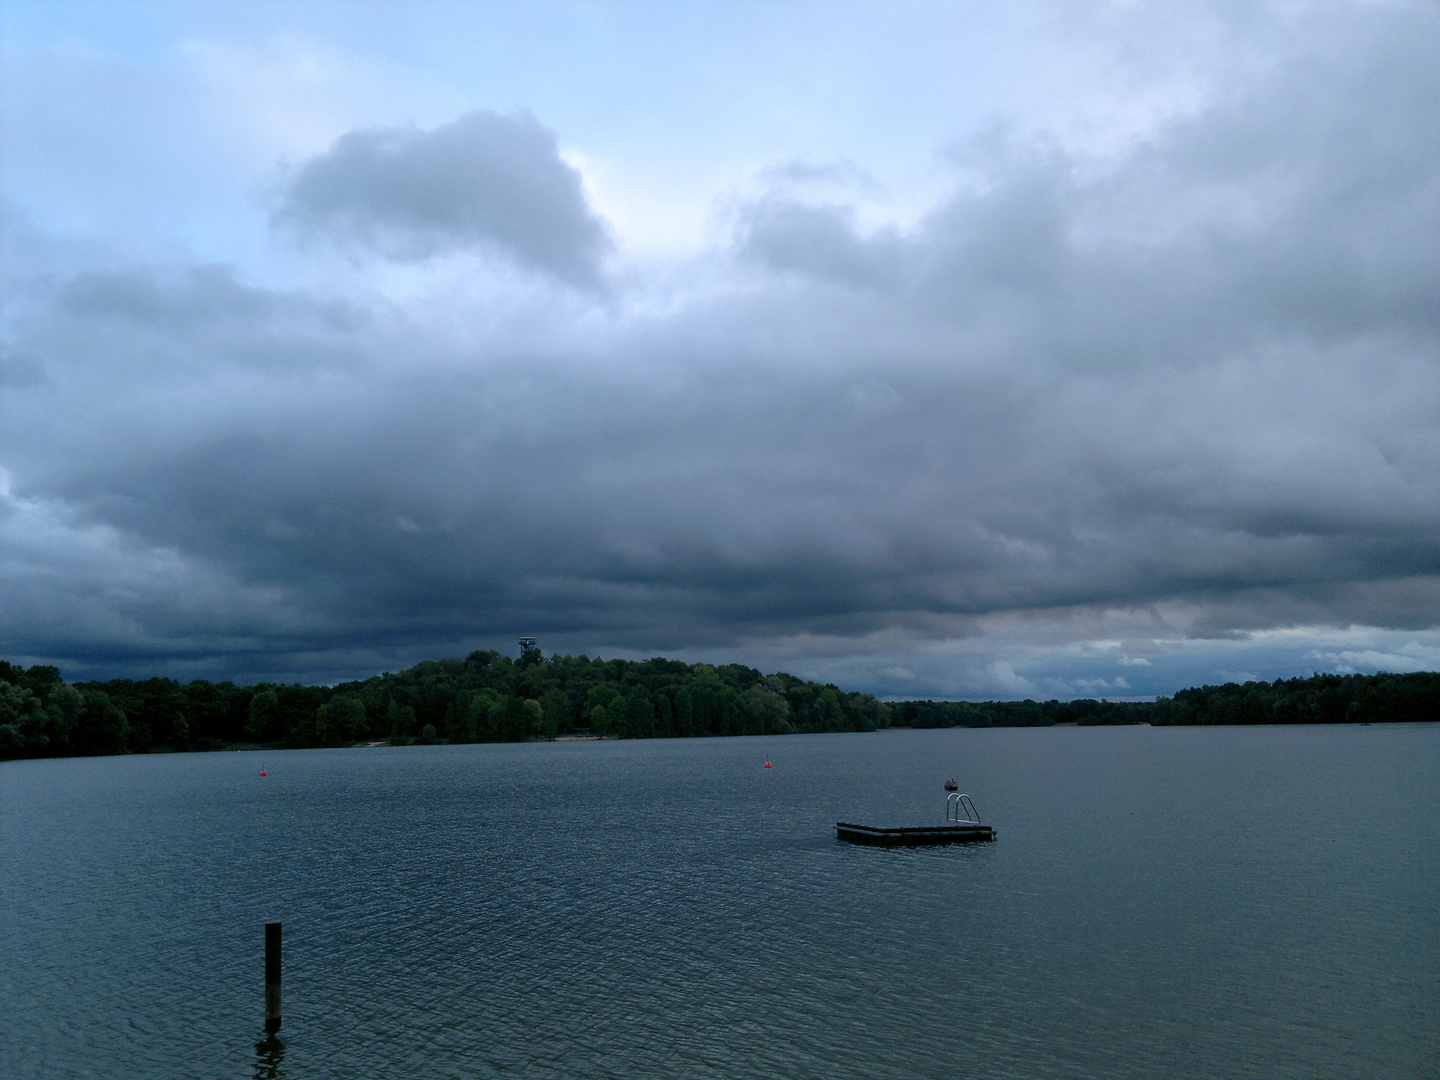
836 791 995 846
835 822 995 846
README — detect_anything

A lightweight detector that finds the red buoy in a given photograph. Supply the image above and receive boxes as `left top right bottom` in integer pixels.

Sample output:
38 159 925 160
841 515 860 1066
260 770 267 777
763 760 772 769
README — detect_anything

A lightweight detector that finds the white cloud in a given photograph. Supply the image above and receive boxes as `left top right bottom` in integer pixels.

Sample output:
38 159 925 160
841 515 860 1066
987 661 1036 696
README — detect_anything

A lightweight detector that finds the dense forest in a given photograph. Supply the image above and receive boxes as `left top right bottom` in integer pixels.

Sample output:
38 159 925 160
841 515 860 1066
0 650 890 759
1 651 1436 761
891 669 1440 728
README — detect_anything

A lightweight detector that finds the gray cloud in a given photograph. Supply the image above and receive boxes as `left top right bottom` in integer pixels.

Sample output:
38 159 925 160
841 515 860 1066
2 2 1438 694
737 197 906 288
274 110 612 288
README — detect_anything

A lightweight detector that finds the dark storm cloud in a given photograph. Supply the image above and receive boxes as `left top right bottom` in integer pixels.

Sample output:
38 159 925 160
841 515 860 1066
274 110 612 288
2 2 1437 691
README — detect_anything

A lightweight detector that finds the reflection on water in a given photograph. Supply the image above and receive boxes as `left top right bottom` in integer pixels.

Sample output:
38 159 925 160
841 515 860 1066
252 1036 285 1080
3 725 1438 1079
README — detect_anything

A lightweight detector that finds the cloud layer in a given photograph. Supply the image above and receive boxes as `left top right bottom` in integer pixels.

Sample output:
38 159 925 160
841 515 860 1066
1 1 1437 694
274 110 612 287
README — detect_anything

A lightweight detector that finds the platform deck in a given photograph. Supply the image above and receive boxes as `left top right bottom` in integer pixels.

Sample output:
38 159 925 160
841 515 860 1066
836 821 996 846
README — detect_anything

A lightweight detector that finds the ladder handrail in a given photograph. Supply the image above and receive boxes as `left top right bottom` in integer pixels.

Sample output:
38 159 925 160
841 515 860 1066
946 791 981 824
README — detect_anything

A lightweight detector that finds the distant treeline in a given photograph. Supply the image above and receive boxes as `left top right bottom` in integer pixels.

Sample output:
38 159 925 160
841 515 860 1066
892 669 1439 728
0 650 889 759
1 653 1435 761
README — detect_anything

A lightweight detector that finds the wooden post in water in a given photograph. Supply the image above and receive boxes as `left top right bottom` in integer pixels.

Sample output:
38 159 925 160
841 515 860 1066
264 922 282 1035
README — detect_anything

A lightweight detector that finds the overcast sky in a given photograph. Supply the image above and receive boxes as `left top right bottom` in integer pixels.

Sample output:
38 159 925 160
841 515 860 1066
2 1 1437 698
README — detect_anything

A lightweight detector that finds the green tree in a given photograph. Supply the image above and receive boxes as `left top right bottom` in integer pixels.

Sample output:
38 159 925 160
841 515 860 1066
523 698 544 738
743 683 792 735
500 696 529 742
43 683 86 754
20 665 62 695
0 681 48 757
540 687 569 739
74 689 129 755
445 696 476 742
653 691 675 737
606 693 629 738
589 703 611 735
813 687 844 732
673 687 694 737
466 690 500 740
316 696 365 747
387 701 418 744
625 686 655 738
247 689 282 742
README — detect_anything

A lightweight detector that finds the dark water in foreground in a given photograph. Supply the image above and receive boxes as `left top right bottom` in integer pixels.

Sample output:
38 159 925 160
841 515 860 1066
3 725 1438 1079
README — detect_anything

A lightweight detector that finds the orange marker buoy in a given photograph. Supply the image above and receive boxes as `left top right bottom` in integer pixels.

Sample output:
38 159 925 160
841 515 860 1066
260 770 267 776
763 760 772 769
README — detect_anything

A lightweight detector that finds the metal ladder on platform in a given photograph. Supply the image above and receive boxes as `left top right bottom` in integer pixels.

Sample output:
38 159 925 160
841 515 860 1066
946 791 981 825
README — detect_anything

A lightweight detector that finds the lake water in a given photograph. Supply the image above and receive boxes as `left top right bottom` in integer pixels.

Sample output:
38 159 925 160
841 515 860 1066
3 724 1437 1079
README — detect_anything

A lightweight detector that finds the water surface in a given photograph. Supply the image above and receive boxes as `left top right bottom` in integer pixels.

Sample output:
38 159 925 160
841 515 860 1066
3 724 1437 1078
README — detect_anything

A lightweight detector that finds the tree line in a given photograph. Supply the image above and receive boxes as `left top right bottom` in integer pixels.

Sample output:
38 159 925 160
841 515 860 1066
891 670 1438 728
0 650 890 758
1 653 1435 761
